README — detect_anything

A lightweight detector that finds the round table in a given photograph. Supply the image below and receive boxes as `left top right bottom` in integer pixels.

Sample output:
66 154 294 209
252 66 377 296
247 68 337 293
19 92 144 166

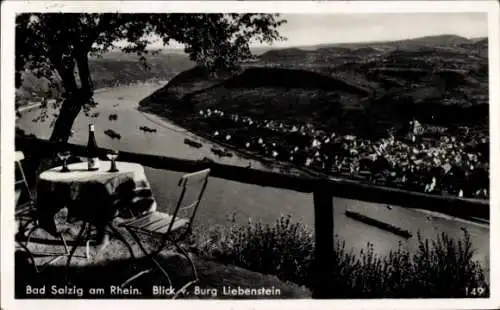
36 161 157 237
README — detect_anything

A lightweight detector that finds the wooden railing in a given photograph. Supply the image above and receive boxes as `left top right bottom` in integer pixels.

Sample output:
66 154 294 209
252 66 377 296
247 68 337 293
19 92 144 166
16 136 490 298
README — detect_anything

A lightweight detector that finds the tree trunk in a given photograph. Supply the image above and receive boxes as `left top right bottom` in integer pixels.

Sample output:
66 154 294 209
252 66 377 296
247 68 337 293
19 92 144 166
48 50 93 143
49 95 84 143
23 50 92 185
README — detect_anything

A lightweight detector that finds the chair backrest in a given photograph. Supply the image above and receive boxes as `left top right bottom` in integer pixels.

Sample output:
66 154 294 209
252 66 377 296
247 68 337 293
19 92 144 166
15 151 25 162
15 151 25 183
167 168 210 233
15 151 33 210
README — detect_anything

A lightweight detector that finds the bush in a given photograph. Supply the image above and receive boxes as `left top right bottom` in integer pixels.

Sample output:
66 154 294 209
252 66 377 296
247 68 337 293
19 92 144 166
194 215 489 298
196 215 314 286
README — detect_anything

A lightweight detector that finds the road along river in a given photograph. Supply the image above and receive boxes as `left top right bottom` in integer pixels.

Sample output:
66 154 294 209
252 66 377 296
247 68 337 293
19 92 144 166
16 81 489 272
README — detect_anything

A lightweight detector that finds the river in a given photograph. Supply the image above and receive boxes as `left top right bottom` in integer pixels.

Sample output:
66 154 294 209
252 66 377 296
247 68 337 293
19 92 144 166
16 81 489 272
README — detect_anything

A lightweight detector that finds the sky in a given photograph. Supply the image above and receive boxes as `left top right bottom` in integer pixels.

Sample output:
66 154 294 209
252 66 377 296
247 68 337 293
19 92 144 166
269 13 488 47
153 12 488 50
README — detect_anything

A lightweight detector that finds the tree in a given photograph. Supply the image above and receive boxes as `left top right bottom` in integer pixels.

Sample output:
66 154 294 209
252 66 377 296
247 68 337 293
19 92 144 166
16 13 286 142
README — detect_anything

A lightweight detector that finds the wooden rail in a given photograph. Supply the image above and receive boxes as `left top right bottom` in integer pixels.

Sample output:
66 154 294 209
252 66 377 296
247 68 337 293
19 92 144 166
15 136 490 298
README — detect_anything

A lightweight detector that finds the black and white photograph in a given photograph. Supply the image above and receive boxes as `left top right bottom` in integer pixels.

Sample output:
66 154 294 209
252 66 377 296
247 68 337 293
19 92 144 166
1 1 499 308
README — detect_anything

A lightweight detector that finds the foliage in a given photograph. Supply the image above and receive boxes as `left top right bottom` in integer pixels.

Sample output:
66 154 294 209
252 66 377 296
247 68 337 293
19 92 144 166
15 13 286 141
196 215 314 284
194 215 489 298
16 54 194 108
16 13 286 88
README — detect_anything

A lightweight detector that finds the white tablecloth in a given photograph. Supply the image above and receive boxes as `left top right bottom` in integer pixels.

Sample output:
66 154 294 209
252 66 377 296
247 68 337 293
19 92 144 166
37 161 157 235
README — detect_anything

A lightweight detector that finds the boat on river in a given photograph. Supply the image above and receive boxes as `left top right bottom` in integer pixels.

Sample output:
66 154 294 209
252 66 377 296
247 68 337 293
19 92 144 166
104 129 121 140
210 147 233 158
345 210 413 239
139 126 157 133
184 138 203 148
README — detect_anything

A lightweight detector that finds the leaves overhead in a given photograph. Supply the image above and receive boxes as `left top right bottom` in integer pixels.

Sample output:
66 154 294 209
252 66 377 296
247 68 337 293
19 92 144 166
16 13 287 89
16 13 286 142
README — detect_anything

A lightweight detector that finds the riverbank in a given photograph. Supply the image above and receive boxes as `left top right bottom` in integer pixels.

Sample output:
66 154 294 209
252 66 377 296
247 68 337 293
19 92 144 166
139 104 326 177
16 79 168 113
138 105 322 178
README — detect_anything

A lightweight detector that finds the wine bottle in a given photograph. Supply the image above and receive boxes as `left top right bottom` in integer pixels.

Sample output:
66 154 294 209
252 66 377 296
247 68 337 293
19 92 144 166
87 124 100 171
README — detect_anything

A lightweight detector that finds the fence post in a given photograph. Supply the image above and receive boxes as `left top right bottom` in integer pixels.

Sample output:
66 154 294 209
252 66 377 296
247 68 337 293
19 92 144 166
312 185 335 298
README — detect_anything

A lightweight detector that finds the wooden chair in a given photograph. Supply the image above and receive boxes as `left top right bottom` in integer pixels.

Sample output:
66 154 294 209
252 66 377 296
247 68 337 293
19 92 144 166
15 151 71 273
119 169 210 298
15 151 35 232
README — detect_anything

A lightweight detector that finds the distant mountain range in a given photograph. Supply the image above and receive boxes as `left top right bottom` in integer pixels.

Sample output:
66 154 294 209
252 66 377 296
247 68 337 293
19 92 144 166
252 34 487 54
256 35 487 62
94 34 487 56
296 35 484 49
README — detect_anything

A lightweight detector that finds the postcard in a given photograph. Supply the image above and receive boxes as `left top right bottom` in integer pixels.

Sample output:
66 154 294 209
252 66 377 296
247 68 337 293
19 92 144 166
1 1 499 309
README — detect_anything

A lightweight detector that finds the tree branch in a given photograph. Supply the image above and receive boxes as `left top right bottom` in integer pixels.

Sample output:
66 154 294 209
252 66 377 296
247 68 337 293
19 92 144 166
84 14 114 51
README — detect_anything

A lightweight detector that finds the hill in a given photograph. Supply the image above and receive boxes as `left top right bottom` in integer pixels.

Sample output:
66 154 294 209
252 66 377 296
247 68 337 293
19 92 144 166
16 52 194 107
139 34 488 138
259 48 312 62
88 52 194 88
300 34 476 52
166 67 371 132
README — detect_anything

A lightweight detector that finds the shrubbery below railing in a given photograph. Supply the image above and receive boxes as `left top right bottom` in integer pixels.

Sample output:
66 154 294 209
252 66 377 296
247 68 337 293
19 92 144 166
194 215 489 298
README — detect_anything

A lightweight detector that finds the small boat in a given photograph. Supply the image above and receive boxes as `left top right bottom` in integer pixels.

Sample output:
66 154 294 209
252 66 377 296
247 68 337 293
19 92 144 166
184 138 203 148
210 147 233 158
139 126 157 133
104 129 121 140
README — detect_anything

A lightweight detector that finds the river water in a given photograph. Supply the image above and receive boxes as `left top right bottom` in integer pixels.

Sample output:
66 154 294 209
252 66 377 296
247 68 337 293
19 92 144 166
16 81 489 272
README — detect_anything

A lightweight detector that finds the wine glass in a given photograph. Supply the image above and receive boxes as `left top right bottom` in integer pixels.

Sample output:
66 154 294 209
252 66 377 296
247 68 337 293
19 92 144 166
57 151 72 172
106 150 119 172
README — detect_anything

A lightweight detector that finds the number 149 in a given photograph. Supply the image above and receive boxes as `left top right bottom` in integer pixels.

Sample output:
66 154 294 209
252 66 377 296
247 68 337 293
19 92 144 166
465 287 486 297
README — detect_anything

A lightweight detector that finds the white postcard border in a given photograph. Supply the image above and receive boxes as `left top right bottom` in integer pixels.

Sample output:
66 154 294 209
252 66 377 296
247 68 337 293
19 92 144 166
1 1 499 309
